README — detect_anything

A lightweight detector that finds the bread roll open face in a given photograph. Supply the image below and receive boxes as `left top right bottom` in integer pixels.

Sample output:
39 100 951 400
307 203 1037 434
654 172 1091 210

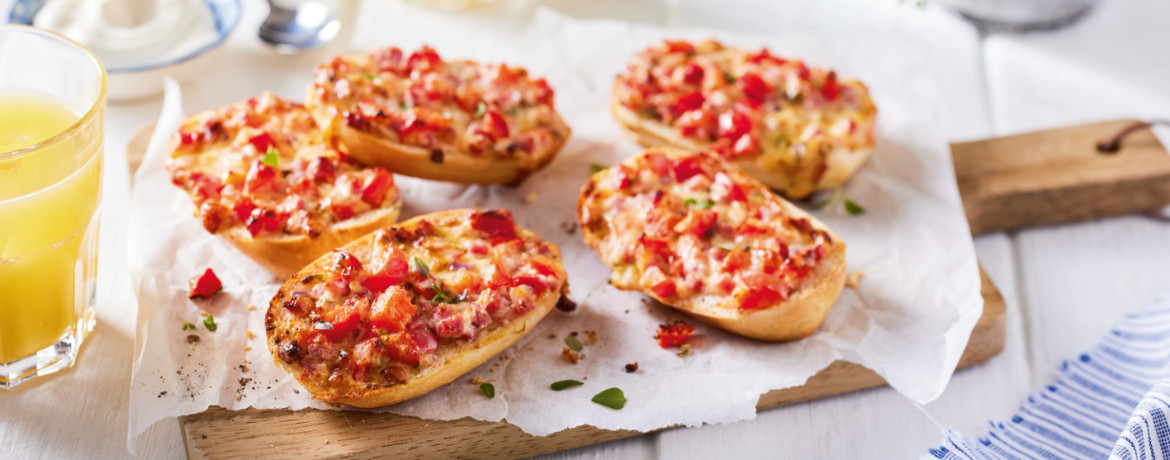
612 39 876 199
578 148 846 341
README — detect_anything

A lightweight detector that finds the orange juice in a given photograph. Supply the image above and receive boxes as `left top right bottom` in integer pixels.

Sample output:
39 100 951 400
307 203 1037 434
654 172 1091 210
0 90 102 364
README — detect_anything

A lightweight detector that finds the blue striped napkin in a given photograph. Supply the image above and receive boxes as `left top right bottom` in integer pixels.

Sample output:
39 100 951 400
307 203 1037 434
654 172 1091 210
929 296 1170 460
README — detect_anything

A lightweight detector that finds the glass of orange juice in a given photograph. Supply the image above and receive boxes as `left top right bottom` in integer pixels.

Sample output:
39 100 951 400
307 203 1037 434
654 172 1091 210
0 25 106 389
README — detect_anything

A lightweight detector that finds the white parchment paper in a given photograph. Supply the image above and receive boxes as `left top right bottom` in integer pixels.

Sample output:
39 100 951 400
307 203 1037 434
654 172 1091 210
128 11 982 445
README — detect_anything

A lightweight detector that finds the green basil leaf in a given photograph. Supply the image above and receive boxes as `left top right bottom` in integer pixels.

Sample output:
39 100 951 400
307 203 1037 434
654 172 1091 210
550 380 584 391
844 198 865 216
590 163 606 174
474 101 487 119
182 322 196 331
565 335 583 352
203 314 218 332
591 387 627 410
479 382 495 399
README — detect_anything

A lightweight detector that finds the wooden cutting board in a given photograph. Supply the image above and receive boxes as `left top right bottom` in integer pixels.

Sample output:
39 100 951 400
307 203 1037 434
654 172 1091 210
125 119 1170 459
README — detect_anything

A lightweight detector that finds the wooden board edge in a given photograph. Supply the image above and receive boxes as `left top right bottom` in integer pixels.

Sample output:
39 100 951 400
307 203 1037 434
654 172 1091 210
179 266 1006 460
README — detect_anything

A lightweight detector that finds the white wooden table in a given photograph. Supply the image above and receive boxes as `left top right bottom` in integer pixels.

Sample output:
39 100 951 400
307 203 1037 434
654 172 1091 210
2 0 1168 458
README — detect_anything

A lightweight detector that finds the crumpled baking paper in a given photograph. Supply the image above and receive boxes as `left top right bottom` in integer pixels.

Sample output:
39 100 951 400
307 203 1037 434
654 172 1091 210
128 11 982 446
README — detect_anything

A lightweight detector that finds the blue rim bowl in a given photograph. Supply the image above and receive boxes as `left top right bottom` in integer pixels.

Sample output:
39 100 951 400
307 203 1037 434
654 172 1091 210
7 0 242 74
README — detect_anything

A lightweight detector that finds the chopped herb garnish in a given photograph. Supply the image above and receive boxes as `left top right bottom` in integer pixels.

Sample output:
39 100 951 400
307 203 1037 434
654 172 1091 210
723 71 737 83
684 198 714 209
203 314 218 332
592 387 627 410
262 147 279 167
844 198 866 215
413 256 430 278
473 101 486 119
364 73 376 81
565 335 583 352
430 282 455 303
590 163 606 174
479 382 495 399
182 322 196 331
551 380 584 391
314 321 334 330
507 107 520 117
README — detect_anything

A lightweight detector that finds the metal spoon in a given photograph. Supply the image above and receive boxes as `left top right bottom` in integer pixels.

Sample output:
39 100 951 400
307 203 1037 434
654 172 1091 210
258 0 341 54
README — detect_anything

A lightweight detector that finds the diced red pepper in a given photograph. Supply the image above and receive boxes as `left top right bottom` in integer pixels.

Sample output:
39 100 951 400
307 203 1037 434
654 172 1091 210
662 40 695 55
678 209 718 239
739 274 787 310
649 279 677 300
673 91 706 114
362 244 408 293
746 48 785 65
329 249 363 280
372 47 404 72
360 168 394 205
330 201 355 221
471 209 518 241
187 268 223 300
307 157 336 183
406 46 442 72
244 160 276 194
731 133 759 158
739 73 769 103
248 132 275 153
822 71 839 101
319 300 361 342
718 109 753 141
232 198 256 222
654 322 694 348
671 156 707 183
245 207 282 236
478 111 510 141
675 63 705 86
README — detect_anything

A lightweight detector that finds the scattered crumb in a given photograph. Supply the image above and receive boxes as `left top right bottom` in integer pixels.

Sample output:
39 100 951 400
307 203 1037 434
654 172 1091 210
523 191 538 203
246 331 255 339
676 344 693 358
527 346 534 351
570 331 579 337
560 221 578 235
562 346 580 365
845 271 864 289
246 304 255 311
470 376 485 384
199 311 208 317
186 335 200 344
239 364 249 372
585 331 598 345
625 309 630 314
244 346 252 352
489 368 496 373
176 370 182 375
158 391 168 398
201 435 207 439
498 354 511 363
325 440 330 445
548 333 556 339
293 389 300 394
625 362 639 373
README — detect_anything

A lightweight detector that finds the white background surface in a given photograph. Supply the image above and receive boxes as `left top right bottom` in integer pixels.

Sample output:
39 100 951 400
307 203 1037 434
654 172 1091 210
1 0 1168 458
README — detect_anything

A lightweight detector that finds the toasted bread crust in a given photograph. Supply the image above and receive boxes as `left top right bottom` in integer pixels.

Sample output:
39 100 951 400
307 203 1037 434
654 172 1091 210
267 209 567 407
578 147 846 342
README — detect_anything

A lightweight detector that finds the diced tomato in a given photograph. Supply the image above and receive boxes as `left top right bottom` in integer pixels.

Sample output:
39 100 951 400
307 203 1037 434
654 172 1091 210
176 130 201 146
638 234 670 255
718 108 753 141
512 275 548 296
307 157 336 183
673 91 705 114
662 40 695 55
372 47 404 72
370 287 414 333
678 209 718 239
471 209 518 240
739 73 769 103
434 313 466 339
654 322 694 348
248 132 275 153
649 279 677 299
822 71 839 101
360 168 394 205
671 156 707 183
244 160 276 194
713 172 747 202
187 268 223 300
319 301 361 342
720 247 750 273
746 48 785 65
330 200 355 221
478 111 510 141
362 245 408 294
532 78 555 107
530 260 559 278
739 274 788 310
329 249 363 280
406 46 441 72
645 152 673 179
731 133 759 158
796 62 811 80
674 63 705 86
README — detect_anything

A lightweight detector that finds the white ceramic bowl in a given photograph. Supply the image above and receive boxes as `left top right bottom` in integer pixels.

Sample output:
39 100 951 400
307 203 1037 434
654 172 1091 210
8 0 241 101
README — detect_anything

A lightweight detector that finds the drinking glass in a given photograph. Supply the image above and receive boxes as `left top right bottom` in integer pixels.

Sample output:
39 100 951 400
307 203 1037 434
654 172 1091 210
0 25 106 389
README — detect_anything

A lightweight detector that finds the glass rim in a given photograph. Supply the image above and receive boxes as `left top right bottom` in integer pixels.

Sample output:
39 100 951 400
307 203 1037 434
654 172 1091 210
0 24 107 161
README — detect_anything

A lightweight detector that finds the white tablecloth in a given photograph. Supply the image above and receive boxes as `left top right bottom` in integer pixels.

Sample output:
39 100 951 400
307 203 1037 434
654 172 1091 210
1 0 1167 458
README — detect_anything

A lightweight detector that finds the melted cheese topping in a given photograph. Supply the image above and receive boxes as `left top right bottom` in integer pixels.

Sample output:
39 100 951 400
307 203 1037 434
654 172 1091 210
167 92 401 237
579 149 834 311
268 209 566 392
309 46 567 171
614 39 877 198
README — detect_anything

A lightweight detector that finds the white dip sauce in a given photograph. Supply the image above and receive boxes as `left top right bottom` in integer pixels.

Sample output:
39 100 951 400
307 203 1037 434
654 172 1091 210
34 0 219 69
